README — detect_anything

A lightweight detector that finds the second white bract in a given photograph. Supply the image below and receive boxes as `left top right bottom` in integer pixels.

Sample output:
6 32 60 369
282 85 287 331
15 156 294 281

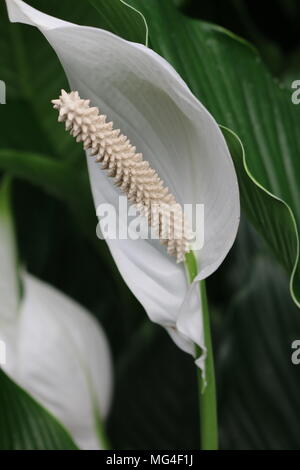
5 0 240 371
0 180 113 450
6 274 113 450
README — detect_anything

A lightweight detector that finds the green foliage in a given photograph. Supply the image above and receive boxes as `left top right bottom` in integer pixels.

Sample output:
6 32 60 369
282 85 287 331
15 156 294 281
108 324 199 449
0 369 77 450
218 250 300 449
89 0 147 44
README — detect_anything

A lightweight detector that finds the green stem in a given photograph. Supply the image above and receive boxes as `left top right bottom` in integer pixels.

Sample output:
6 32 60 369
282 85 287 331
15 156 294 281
185 251 218 450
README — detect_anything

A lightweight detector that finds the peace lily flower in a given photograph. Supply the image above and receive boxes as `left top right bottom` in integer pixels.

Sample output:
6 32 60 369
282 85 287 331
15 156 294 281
0 178 113 450
5 0 240 374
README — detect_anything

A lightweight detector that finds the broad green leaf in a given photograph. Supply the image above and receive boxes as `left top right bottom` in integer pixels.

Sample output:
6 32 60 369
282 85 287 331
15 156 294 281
218 253 300 449
108 323 199 449
1 2 69 160
178 0 285 76
222 127 297 279
0 368 77 450
90 0 300 306
89 0 148 45
0 148 95 240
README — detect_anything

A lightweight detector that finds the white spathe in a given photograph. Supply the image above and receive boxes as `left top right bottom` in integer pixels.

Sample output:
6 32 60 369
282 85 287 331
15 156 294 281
5 0 240 371
4 274 113 450
0 182 112 450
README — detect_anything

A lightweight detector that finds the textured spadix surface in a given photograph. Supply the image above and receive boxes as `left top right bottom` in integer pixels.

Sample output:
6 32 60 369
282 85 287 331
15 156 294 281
52 90 191 263
0 179 112 450
5 0 240 369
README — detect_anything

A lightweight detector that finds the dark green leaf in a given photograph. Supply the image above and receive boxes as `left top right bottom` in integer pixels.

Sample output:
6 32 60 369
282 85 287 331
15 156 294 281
89 0 147 44
108 324 199 450
0 368 77 450
218 253 300 449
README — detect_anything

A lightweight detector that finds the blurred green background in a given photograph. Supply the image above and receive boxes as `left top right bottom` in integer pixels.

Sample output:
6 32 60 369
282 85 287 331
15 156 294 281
1 0 300 450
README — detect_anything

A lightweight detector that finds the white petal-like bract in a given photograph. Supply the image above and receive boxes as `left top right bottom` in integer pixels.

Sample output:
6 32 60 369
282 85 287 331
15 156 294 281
5 0 240 371
2 274 113 450
0 177 112 450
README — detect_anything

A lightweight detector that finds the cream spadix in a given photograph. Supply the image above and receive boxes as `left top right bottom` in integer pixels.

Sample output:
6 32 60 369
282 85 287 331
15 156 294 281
52 90 191 263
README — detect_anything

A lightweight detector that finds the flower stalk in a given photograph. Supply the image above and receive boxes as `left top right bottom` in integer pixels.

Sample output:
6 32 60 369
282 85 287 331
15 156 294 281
185 251 218 450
